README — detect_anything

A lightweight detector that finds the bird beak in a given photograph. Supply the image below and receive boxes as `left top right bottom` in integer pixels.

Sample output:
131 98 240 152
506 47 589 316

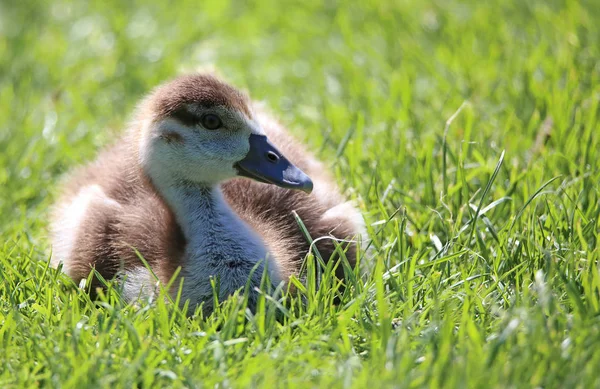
234 134 313 193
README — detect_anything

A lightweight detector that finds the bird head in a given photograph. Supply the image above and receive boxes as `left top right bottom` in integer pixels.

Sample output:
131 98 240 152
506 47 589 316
137 74 313 193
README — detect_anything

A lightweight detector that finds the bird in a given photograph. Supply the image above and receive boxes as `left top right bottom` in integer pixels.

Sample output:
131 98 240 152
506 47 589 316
50 73 365 315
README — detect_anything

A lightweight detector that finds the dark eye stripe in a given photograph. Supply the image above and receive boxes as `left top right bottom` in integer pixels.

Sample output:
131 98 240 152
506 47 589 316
171 107 200 126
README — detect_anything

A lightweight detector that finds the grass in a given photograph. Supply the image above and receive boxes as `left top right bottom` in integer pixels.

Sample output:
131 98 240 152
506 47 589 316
1 0 600 387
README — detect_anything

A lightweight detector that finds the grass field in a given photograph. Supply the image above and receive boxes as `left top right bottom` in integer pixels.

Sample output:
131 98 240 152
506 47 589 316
1 0 600 387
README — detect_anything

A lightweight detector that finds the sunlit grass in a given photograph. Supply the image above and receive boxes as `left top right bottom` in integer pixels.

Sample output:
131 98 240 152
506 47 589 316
1 0 599 387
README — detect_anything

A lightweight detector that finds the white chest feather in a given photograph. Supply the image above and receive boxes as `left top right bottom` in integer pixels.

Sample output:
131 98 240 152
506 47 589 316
165 186 281 310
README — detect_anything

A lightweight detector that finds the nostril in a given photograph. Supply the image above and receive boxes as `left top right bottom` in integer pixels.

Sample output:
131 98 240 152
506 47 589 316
266 151 280 163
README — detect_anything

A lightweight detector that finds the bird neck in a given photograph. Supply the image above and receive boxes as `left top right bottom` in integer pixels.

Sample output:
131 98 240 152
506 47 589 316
154 178 269 257
158 181 233 238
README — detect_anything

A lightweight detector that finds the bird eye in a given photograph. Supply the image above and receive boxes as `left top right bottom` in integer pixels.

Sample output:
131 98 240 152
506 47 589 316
201 114 222 130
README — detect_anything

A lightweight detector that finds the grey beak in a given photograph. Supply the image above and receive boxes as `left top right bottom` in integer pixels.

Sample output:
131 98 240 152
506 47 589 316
234 134 313 193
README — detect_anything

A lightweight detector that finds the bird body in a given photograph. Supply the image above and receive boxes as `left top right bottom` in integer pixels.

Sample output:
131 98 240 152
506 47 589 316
51 74 364 313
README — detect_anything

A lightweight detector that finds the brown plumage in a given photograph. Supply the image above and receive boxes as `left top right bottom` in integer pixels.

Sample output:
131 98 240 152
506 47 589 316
50 73 365 313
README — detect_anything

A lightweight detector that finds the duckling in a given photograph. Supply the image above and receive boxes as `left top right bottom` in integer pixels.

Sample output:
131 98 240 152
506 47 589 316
50 73 365 314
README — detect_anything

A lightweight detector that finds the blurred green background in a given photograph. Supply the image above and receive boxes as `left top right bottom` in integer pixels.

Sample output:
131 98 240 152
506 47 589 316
3 0 598 240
